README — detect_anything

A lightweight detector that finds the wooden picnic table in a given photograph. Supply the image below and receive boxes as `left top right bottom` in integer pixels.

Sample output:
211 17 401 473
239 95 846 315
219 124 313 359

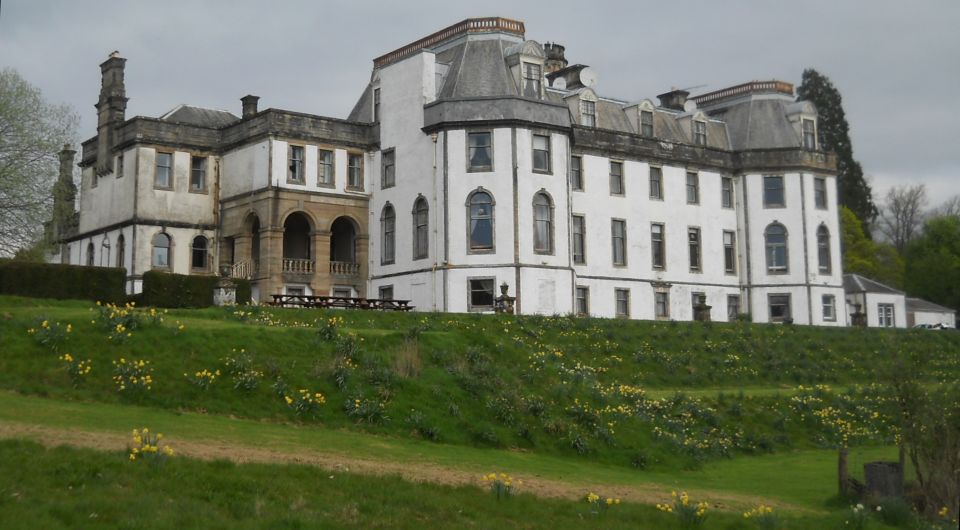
269 294 413 311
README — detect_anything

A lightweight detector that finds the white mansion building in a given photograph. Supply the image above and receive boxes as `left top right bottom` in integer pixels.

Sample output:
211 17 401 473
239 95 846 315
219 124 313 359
59 17 846 325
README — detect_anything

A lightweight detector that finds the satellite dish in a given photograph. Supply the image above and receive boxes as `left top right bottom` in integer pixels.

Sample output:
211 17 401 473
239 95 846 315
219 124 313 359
683 100 697 112
552 76 567 90
578 67 597 88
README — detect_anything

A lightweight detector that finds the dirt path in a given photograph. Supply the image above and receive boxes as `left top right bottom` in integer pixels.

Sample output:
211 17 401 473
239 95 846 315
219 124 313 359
0 420 814 513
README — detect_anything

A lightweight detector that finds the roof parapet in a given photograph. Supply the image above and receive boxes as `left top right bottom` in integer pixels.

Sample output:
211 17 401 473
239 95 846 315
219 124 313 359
373 17 525 69
692 80 794 107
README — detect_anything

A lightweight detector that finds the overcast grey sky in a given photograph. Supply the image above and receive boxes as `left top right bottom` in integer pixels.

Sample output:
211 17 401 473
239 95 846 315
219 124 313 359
1 0 957 206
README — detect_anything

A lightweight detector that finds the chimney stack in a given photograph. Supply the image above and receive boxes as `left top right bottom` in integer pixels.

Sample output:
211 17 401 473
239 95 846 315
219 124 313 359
95 52 128 175
241 95 260 119
544 42 568 74
657 89 690 111
50 144 78 244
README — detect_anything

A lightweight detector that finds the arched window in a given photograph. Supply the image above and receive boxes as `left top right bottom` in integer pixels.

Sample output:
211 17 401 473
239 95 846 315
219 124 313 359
116 234 125 268
191 236 208 270
764 223 788 273
468 190 494 252
412 197 429 260
381 203 395 265
152 233 171 269
817 225 831 273
100 236 110 267
86 242 95 266
533 191 553 254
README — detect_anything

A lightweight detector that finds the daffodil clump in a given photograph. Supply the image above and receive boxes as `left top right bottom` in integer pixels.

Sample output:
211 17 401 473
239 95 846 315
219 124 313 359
285 389 327 417
112 358 153 393
94 301 140 341
743 504 779 530
129 427 174 466
656 491 708 529
222 350 263 392
58 353 92 387
482 472 520 500
27 318 70 351
184 368 220 390
344 395 389 424
318 315 345 340
174 320 185 334
584 491 621 516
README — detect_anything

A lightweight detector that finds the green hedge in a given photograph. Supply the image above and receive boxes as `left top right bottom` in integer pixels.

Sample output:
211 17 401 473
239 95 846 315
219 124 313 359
141 270 219 308
0 260 126 302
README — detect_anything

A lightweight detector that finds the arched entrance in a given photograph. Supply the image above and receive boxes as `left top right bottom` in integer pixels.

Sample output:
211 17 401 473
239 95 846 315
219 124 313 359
282 212 314 273
330 217 358 275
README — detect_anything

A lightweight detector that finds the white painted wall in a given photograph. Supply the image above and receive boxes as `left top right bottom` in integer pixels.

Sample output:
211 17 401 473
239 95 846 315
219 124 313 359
78 148 137 233
910 310 955 328
845 292 907 328
221 141 269 198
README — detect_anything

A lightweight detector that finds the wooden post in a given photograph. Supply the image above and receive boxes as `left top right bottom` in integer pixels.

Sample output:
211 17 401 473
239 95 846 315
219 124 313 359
838 447 849 497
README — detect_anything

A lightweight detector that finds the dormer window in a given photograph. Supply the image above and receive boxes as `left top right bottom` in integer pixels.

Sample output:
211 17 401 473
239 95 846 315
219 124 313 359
640 110 654 137
802 118 816 150
581 100 596 127
693 120 707 145
522 63 542 98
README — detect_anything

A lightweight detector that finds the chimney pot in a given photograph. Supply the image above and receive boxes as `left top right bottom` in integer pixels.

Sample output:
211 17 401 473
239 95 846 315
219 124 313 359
241 95 260 119
657 89 690 111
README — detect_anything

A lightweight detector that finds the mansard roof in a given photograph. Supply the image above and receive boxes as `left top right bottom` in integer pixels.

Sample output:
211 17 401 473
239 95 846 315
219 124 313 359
160 104 240 128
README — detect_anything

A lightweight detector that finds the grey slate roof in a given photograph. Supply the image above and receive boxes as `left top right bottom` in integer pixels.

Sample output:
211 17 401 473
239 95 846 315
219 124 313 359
701 99 800 150
843 273 904 295
348 85 374 122
906 297 955 314
160 105 239 128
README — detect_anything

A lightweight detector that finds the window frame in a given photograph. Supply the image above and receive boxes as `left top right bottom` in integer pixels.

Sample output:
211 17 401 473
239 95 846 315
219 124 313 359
688 226 702 272
467 277 496 312
878 303 895 327
154 151 173 190
693 120 707 145
651 222 666 270
522 62 543 99
765 223 789 274
412 196 429 261
763 175 786 208
380 203 396 265
116 153 124 178
640 110 654 137
379 285 394 301
611 218 627 266
822 294 836 321
686 172 699 204
817 225 831 274
86 241 95 266
649 166 663 200
721 176 734 208
532 191 554 255
575 286 589 316
569 155 583 191
654 290 670 319
467 189 495 254
190 155 207 193
581 100 596 127
727 294 740 321
802 118 816 150
814 177 827 209
347 153 364 191
768 293 792 323
287 144 305 184
191 235 209 271
116 234 125 268
609 160 624 196
532 133 551 174
317 148 335 188
151 232 171 269
571 214 586 265
723 230 737 274
381 148 396 189
615 288 630 318
467 131 493 173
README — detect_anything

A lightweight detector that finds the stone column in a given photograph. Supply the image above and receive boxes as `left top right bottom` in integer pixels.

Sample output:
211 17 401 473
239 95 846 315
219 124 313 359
313 229 331 295
355 234 369 298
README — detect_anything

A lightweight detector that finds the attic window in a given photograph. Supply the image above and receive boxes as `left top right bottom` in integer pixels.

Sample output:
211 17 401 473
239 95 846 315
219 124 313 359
522 63 542 98
693 120 707 146
802 118 816 150
640 110 654 137
581 100 596 127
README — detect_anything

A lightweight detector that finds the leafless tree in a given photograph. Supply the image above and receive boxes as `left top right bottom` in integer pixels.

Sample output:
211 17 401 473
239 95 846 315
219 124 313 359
930 194 960 218
878 184 927 254
0 68 78 257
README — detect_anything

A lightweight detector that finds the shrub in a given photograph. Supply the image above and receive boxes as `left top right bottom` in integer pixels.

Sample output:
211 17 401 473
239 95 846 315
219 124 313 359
0 260 125 302
141 270 219 308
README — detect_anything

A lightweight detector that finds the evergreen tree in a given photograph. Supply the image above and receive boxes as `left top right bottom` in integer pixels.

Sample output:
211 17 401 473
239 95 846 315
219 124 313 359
797 69 878 232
